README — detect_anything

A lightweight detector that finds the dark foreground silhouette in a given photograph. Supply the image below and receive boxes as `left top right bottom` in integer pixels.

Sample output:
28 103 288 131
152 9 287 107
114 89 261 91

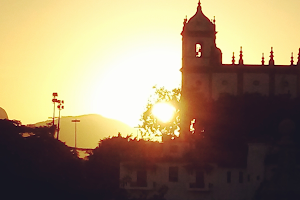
1 94 300 199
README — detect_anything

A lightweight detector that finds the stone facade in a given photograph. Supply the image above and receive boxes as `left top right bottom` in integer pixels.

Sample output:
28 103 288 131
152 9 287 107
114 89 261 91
180 2 300 135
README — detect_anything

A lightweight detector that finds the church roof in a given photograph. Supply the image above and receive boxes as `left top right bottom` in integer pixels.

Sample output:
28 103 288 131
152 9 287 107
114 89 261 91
184 1 214 32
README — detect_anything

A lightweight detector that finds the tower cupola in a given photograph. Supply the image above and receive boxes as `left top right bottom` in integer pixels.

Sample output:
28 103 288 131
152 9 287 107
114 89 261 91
183 1 215 32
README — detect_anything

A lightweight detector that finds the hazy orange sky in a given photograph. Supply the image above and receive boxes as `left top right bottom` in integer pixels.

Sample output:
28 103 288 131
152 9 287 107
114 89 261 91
0 0 299 127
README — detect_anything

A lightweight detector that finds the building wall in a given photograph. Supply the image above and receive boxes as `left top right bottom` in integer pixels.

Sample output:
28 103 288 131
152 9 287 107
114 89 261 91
120 157 268 200
246 143 270 197
182 37 216 67
243 73 269 96
212 168 249 200
275 74 297 98
183 73 210 99
120 162 194 200
212 73 238 100
183 71 299 100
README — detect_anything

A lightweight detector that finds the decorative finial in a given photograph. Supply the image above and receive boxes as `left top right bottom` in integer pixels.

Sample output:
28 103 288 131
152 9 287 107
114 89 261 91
291 52 294 65
262 53 265 65
213 16 216 24
269 47 274 65
232 52 235 65
239 46 244 65
183 16 187 25
197 0 202 12
297 48 300 66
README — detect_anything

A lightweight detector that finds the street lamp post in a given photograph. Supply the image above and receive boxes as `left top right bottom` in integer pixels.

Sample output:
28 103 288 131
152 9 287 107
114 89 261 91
57 100 64 140
71 119 80 149
52 93 58 126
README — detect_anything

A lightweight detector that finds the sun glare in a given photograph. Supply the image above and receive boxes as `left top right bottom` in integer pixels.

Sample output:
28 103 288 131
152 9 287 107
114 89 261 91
152 102 176 123
87 40 181 127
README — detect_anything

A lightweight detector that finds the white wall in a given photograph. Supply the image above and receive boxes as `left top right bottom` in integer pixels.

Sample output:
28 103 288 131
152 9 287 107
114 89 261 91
120 160 264 200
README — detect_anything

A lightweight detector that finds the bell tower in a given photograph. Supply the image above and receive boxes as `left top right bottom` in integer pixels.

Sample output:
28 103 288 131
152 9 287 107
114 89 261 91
180 1 222 137
181 1 221 69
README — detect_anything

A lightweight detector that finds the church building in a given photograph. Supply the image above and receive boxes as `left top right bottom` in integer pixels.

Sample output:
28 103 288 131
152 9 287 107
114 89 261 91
120 2 300 200
180 1 300 135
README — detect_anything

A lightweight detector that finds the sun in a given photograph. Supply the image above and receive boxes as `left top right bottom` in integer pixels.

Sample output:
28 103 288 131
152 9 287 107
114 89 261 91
152 102 176 123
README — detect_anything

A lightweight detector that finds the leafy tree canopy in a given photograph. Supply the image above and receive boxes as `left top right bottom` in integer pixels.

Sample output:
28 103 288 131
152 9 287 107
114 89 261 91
139 86 180 139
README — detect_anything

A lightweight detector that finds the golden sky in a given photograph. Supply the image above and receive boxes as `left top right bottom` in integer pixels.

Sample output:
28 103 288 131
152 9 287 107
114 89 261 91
0 0 299 127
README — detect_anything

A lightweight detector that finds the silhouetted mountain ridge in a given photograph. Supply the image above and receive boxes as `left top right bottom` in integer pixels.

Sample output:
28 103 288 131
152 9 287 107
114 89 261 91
35 114 136 148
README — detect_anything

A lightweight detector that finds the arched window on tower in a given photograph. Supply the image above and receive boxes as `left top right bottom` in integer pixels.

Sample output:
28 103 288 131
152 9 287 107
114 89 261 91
196 43 202 57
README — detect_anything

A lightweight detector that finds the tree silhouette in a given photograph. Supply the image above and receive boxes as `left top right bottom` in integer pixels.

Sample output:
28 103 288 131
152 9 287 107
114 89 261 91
139 86 180 138
84 134 131 199
0 119 83 199
85 133 163 200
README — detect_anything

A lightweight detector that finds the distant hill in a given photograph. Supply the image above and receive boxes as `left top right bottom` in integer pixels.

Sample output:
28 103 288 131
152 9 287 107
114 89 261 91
35 114 136 149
